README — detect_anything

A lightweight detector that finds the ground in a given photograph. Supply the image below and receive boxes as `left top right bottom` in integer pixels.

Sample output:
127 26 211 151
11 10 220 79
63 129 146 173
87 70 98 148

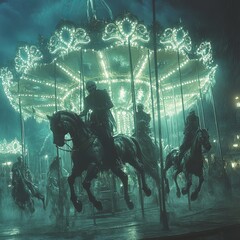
1 193 240 240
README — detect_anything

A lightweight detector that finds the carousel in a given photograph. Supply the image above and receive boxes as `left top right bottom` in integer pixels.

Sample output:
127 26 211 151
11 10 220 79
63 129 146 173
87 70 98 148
0 11 218 229
0 13 217 133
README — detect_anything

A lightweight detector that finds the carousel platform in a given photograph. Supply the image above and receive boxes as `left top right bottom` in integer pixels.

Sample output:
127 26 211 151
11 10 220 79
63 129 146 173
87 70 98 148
0 195 240 240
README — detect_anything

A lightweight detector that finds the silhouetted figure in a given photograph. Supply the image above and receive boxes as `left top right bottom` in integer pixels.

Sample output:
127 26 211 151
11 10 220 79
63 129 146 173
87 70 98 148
178 109 200 165
11 156 25 180
12 156 45 207
135 103 151 136
79 80 118 167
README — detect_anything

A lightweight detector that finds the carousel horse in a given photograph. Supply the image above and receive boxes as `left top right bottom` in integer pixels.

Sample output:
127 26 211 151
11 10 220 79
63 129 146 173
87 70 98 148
12 169 45 213
47 110 151 212
46 158 71 227
163 128 211 201
11 169 35 213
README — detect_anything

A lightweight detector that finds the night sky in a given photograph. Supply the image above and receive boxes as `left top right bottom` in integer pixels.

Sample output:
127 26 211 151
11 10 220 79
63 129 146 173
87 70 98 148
0 0 239 143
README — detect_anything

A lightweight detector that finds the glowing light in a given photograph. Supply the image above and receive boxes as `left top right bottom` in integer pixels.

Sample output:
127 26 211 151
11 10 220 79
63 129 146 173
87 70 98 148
160 27 192 53
0 139 22 155
0 13 217 133
2 162 12 166
48 25 90 57
231 162 237 168
103 14 150 45
15 45 43 74
196 42 214 69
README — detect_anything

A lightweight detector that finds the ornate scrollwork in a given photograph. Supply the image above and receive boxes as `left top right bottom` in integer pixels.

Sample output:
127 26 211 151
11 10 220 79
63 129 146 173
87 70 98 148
48 26 90 57
102 14 149 45
160 27 192 52
196 42 213 68
15 45 43 74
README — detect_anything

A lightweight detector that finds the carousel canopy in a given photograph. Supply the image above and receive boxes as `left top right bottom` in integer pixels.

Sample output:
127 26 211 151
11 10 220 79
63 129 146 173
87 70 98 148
0 13 217 134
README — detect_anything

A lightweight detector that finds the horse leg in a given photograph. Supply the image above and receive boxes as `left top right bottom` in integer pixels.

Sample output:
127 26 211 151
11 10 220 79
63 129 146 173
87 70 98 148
68 170 83 212
111 167 134 210
163 153 176 194
149 167 162 204
26 182 46 210
163 166 171 194
35 191 46 210
191 173 204 201
182 172 192 195
82 163 103 211
129 160 151 197
173 169 181 198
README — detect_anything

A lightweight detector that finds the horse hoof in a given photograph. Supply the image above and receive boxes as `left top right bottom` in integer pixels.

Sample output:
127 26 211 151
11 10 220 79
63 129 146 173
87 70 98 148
127 201 134 210
73 200 82 212
191 192 198 201
95 201 103 211
143 187 151 197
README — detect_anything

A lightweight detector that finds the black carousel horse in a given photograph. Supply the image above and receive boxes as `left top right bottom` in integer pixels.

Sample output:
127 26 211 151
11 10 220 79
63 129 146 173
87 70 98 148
11 169 35 213
47 110 151 212
163 128 211 201
12 169 45 213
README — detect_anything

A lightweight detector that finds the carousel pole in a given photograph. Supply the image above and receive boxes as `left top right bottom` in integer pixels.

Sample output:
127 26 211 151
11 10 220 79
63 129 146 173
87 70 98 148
54 61 64 223
171 78 180 146
152 0 169 229
196 102 201 127
80 49 86 111
18 78 26 172
171 75 180 145
177 49 186 121
79 49 96 224
177 48 191 211
160 86 171 153
128 37 145 217
147 50 157 145
148 50 171 152
148 49 163 209
209 85 224 164
196 62 206 129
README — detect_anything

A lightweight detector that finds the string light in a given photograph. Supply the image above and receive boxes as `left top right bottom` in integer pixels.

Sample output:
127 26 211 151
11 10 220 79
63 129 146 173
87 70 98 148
48 25 90 57
0 139 22 155
0 14 217 134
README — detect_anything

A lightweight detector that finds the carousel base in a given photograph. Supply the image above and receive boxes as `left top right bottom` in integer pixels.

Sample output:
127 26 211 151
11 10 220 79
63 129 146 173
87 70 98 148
0 196 240 240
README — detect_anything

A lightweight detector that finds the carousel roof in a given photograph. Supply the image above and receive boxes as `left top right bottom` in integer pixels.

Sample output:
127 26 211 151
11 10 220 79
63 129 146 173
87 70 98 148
0 13 217 134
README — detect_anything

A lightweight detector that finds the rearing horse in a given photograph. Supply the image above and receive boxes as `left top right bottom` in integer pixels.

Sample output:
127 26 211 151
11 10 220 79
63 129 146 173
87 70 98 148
47 110 151 212
163 129 211 201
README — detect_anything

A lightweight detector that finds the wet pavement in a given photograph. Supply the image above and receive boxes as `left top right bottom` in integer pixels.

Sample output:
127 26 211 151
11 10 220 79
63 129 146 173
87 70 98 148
1 196 240 240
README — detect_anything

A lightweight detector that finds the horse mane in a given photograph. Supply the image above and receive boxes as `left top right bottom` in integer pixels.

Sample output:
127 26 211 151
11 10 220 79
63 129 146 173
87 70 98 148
57 110 91 136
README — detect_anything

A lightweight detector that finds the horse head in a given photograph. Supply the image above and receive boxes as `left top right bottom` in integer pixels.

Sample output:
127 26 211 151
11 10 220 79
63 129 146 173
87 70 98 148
198 128 211 152
47 110 90 148
47 111 72 147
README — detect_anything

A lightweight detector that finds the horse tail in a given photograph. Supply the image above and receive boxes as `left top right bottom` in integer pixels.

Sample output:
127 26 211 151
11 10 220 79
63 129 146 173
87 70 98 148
130 137 143 161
